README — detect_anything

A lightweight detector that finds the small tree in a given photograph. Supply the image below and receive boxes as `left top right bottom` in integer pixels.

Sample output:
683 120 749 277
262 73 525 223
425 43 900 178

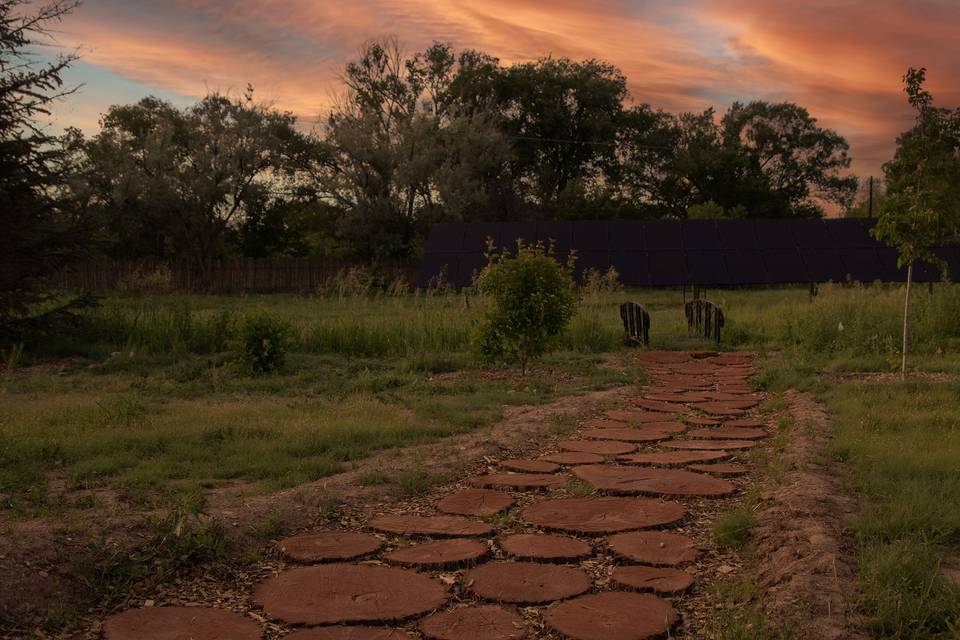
474 240 579 374
872 68 960 378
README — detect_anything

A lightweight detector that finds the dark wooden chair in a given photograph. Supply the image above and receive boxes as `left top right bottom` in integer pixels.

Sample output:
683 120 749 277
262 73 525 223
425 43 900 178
620 302 651 346
685 299 724 343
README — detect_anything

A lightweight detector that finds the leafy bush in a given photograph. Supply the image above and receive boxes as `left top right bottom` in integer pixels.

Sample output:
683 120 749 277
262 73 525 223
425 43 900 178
234 313 290 374
474 241 579 373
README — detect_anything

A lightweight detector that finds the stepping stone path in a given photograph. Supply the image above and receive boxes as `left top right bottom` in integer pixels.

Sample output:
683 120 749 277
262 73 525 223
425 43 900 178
101 351 772 638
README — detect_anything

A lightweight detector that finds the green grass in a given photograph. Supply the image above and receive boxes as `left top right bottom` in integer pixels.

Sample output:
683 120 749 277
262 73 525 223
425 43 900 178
714 506 758 550
823 381 960 638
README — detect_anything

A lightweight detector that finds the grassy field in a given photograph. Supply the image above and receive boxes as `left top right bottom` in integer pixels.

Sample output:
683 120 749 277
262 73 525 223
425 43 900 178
3 282 960 638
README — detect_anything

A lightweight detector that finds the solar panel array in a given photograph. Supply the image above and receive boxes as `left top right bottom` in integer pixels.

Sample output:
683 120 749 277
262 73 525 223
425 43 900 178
419 219 960 287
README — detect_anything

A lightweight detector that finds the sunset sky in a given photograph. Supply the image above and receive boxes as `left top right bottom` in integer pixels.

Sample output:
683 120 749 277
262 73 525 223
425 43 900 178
45 0 960 180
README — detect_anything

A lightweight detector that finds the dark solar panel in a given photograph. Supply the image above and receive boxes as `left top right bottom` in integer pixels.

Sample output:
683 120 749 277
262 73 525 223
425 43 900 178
609 220 644 251
841 248 884 282
424 224 465 253
681 220 719 250
827 219 876 248
801 249 847 282
933 248 960 280
723 251 768 285
761 249 809 282
754 221 795 249
574 251 612 279
499 222 536 251
418 253 459 288
462 222 502 251
647 250 687 286
789 220 833 248
572 221 610 250
642 220 683 250
717 220 758 250
686 251 729 285
455 253 488 287
536 221 573 251
610 251 650 286
875 247 907 282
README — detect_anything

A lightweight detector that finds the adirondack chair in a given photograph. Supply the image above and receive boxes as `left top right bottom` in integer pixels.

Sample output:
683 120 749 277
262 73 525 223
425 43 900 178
619 302 651 346
685 299 725 343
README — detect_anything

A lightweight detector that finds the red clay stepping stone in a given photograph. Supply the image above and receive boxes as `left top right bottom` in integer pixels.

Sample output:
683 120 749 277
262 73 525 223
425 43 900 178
253 564 448 625
573 465 735 497
384 539 489 569
617 450 731 466
471 473 567 490
464 562 591 604
501 459 560 473
685 416 721 427
662 439 756 451
437 489 514 516
419 605 526 640
687 426 768 440
725 419 767 428
688 463 750 476
102 607 261 640
634 399 677 413
608 530 701 565
279 531 382 563
286 627 409 640
545 591 678 640
582 428 672 443
370 514 494 537
558 440 636 456
697 402 748 416
539 451 605 465
606 409 678 424
611 565 695 594
521 496 686 534
500 533 592 561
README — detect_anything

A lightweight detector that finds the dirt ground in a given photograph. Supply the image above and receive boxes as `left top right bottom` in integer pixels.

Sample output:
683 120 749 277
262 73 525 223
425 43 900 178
751 390 870 639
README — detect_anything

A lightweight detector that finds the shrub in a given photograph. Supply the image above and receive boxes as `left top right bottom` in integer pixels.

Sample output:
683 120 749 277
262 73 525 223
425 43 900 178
474 240 579 374
234 313 290 374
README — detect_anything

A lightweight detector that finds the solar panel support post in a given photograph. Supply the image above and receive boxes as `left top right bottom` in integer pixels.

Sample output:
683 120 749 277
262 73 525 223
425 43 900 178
809 282 818 300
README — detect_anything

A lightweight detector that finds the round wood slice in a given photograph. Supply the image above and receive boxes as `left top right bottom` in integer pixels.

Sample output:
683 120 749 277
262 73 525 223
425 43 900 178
611 565 695 594
471 473 567 490
500 459 560 473
464 562 591 604
253 564 447 625
687 463 750 476
102 607 261 640
687 426 768 440
370 515 494 537
581 428 672 443
419 605 526 640
696 403 748 417
539 451 605 465
500 533 592 561
608 530 700 565
279 531 382 563
661 439 756 451
684 416 721 427
521 496 686 534
724 419 767 428
634 399 677 413
384 539 489 569
617 450 731 466
558 440 636 456
573 465 735 498
437 489 514 516
286 627 409 640
545 591 678 640
606 409 680 424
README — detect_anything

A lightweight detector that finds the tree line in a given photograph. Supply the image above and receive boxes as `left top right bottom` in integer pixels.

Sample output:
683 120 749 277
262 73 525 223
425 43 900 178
3 1 958 342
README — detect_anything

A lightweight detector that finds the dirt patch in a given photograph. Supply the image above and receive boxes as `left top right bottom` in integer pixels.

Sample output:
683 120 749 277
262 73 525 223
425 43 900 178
751 390 869 639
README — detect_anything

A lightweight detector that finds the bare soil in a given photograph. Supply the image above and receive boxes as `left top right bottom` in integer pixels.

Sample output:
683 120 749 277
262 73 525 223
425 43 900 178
751 390 869 640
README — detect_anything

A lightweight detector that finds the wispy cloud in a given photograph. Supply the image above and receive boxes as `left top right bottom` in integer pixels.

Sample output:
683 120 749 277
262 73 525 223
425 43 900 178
50 0 960 177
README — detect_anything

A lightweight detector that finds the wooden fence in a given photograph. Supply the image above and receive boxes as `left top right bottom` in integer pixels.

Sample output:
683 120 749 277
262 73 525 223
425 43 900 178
54 257 421 294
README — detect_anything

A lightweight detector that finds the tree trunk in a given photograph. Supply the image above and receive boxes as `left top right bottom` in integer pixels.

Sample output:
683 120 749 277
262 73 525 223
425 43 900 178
901 262 913 379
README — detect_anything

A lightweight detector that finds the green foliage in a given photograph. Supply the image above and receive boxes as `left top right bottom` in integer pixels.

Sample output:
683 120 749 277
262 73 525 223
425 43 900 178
234 313 290 374
714 506 757 549
474 241 579 373
873 68 960 270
